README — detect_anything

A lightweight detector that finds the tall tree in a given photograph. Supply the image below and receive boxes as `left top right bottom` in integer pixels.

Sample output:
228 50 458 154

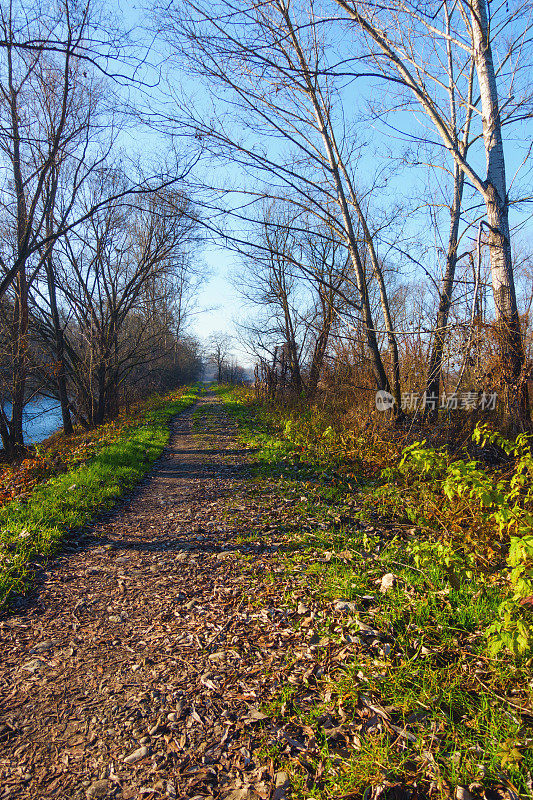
56 185 198 425
0 0 90 452
331 0 533 424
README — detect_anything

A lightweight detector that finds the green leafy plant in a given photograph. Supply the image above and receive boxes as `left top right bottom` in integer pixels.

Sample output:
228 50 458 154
398 440 449 478
408 538 474 588
400 424 533 655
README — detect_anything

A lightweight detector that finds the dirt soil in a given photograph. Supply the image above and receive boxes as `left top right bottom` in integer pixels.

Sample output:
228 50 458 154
0 394 341 800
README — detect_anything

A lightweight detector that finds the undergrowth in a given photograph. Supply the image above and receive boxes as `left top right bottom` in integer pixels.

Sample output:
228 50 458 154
0 386 198 608
218 385 533 800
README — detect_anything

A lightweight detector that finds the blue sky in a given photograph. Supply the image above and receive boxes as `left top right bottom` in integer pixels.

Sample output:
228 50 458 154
115 0 532 369
192 247 249 360
115 0 252 363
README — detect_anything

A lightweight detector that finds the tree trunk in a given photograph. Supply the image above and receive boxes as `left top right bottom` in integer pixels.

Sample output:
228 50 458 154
94 360 107 425
0 407 12 455
352 193 402 414
8 43 28 454
10 264 28 452
471 0 528 425
307 302 332 400
329 135 402 414
45 253 73 435
425 164 464 418
280 2 390 396
281 300 303 394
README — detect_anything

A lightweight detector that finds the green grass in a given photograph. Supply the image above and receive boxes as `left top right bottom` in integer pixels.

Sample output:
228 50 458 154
0 387 198 608
217 387 533 800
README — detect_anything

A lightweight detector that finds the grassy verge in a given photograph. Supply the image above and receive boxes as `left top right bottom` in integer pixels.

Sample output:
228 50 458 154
0 387 198 608
218 386 533 800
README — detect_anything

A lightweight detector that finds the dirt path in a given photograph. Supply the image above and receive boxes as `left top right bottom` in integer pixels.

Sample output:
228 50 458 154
0 394 318 800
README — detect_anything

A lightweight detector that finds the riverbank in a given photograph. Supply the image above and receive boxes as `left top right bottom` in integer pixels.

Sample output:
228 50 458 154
0 387 197 609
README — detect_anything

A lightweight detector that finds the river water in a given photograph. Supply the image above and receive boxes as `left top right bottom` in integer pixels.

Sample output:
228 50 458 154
2 397 64 444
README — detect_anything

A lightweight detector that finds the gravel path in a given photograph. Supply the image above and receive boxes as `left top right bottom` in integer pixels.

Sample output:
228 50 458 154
0 393 314 800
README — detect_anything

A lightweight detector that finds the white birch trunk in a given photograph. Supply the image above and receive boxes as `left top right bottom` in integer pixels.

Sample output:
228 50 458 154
471 0 527 422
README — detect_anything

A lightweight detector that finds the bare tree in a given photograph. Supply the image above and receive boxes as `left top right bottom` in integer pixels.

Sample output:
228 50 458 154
331 0 533 424
424 32 476 415
155 0 404 408
0 0 97 453
44 183 199 426
207 332 233 383
237 203 353 400
0 0 200 454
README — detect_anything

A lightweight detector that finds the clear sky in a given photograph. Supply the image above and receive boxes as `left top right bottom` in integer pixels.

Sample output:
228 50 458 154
115 0 532 371
115 0 254 366
190 246 253 366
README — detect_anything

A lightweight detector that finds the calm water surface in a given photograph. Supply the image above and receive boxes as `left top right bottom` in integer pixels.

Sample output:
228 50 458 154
3 397 64 444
